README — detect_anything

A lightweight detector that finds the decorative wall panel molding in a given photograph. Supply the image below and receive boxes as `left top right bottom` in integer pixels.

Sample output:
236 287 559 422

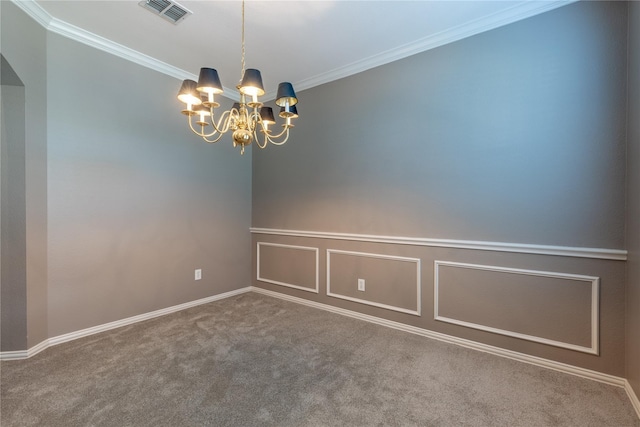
256 242 319 293
250 228 626 260
434 260 600 355
326 249 421 316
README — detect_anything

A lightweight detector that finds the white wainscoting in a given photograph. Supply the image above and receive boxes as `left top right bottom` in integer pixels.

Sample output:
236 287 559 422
434 260 600 355
326 249 421 316
256 242 320 293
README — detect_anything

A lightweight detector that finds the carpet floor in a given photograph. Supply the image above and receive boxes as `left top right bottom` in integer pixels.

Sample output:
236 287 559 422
1 292 638 427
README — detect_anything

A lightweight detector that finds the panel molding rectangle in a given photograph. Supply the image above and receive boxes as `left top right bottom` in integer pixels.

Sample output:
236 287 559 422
256 242 319 293
327 249 421 316
434 260 600 355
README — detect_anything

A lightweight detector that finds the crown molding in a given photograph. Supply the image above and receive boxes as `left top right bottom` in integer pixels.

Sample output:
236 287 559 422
10 0 51 28
10 0 196 81
49 19 198 83
11 0 576 98
294 0 578 92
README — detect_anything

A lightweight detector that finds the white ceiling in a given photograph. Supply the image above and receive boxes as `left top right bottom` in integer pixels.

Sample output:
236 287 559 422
27 0 576 100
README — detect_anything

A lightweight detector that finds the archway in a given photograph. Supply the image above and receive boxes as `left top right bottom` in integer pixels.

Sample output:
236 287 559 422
1 54 27 351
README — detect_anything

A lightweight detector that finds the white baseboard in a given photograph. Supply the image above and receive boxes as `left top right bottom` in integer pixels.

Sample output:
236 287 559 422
0 340 49 361
0 287 251 361
250 286 628 390
2 284 637 420
626 380 640 420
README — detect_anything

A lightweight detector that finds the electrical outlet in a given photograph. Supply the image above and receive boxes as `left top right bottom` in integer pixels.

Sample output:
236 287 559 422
195 269 202 280
357 278 365 291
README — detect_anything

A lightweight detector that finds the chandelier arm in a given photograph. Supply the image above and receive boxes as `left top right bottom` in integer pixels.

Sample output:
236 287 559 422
253 126 291 147
207 109 235 135
250 113 267 146
264 128 290 145
248 109 292 146
266 124 290 140
202 132 226 144
254 134 268 149
187 108 236 139
188 115 219 138
250 110 287 139
249 107 259 134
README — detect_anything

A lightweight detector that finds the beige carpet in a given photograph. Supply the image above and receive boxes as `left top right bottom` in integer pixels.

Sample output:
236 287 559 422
1 292 638 426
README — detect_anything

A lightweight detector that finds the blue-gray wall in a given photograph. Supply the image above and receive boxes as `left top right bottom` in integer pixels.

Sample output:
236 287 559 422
0 1 252 345
252 1 629 376
626 0 640 404
45 32 252 337
253 1 626 248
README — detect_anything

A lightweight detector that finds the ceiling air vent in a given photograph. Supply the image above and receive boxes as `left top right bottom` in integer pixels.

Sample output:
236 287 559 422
138 0 192 25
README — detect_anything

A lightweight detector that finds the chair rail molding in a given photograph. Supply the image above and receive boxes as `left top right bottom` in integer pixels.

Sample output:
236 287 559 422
250 228 627 260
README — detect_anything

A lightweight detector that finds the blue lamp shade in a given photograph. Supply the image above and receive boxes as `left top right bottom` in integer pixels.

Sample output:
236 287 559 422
196 68 223 94
239 68 265 97
177 79 202 105
275 82 298 107
279 104 298 119
259 107 276 124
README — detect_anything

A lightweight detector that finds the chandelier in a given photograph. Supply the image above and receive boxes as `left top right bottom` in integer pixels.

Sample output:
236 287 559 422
176 0 299 155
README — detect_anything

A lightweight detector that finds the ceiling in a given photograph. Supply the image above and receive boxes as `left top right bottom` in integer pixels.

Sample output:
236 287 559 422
26 0 575 100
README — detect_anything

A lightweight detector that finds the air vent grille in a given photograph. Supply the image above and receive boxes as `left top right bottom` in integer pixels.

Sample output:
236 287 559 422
138 0 192 25
164 5 188 22
146 0 171 13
